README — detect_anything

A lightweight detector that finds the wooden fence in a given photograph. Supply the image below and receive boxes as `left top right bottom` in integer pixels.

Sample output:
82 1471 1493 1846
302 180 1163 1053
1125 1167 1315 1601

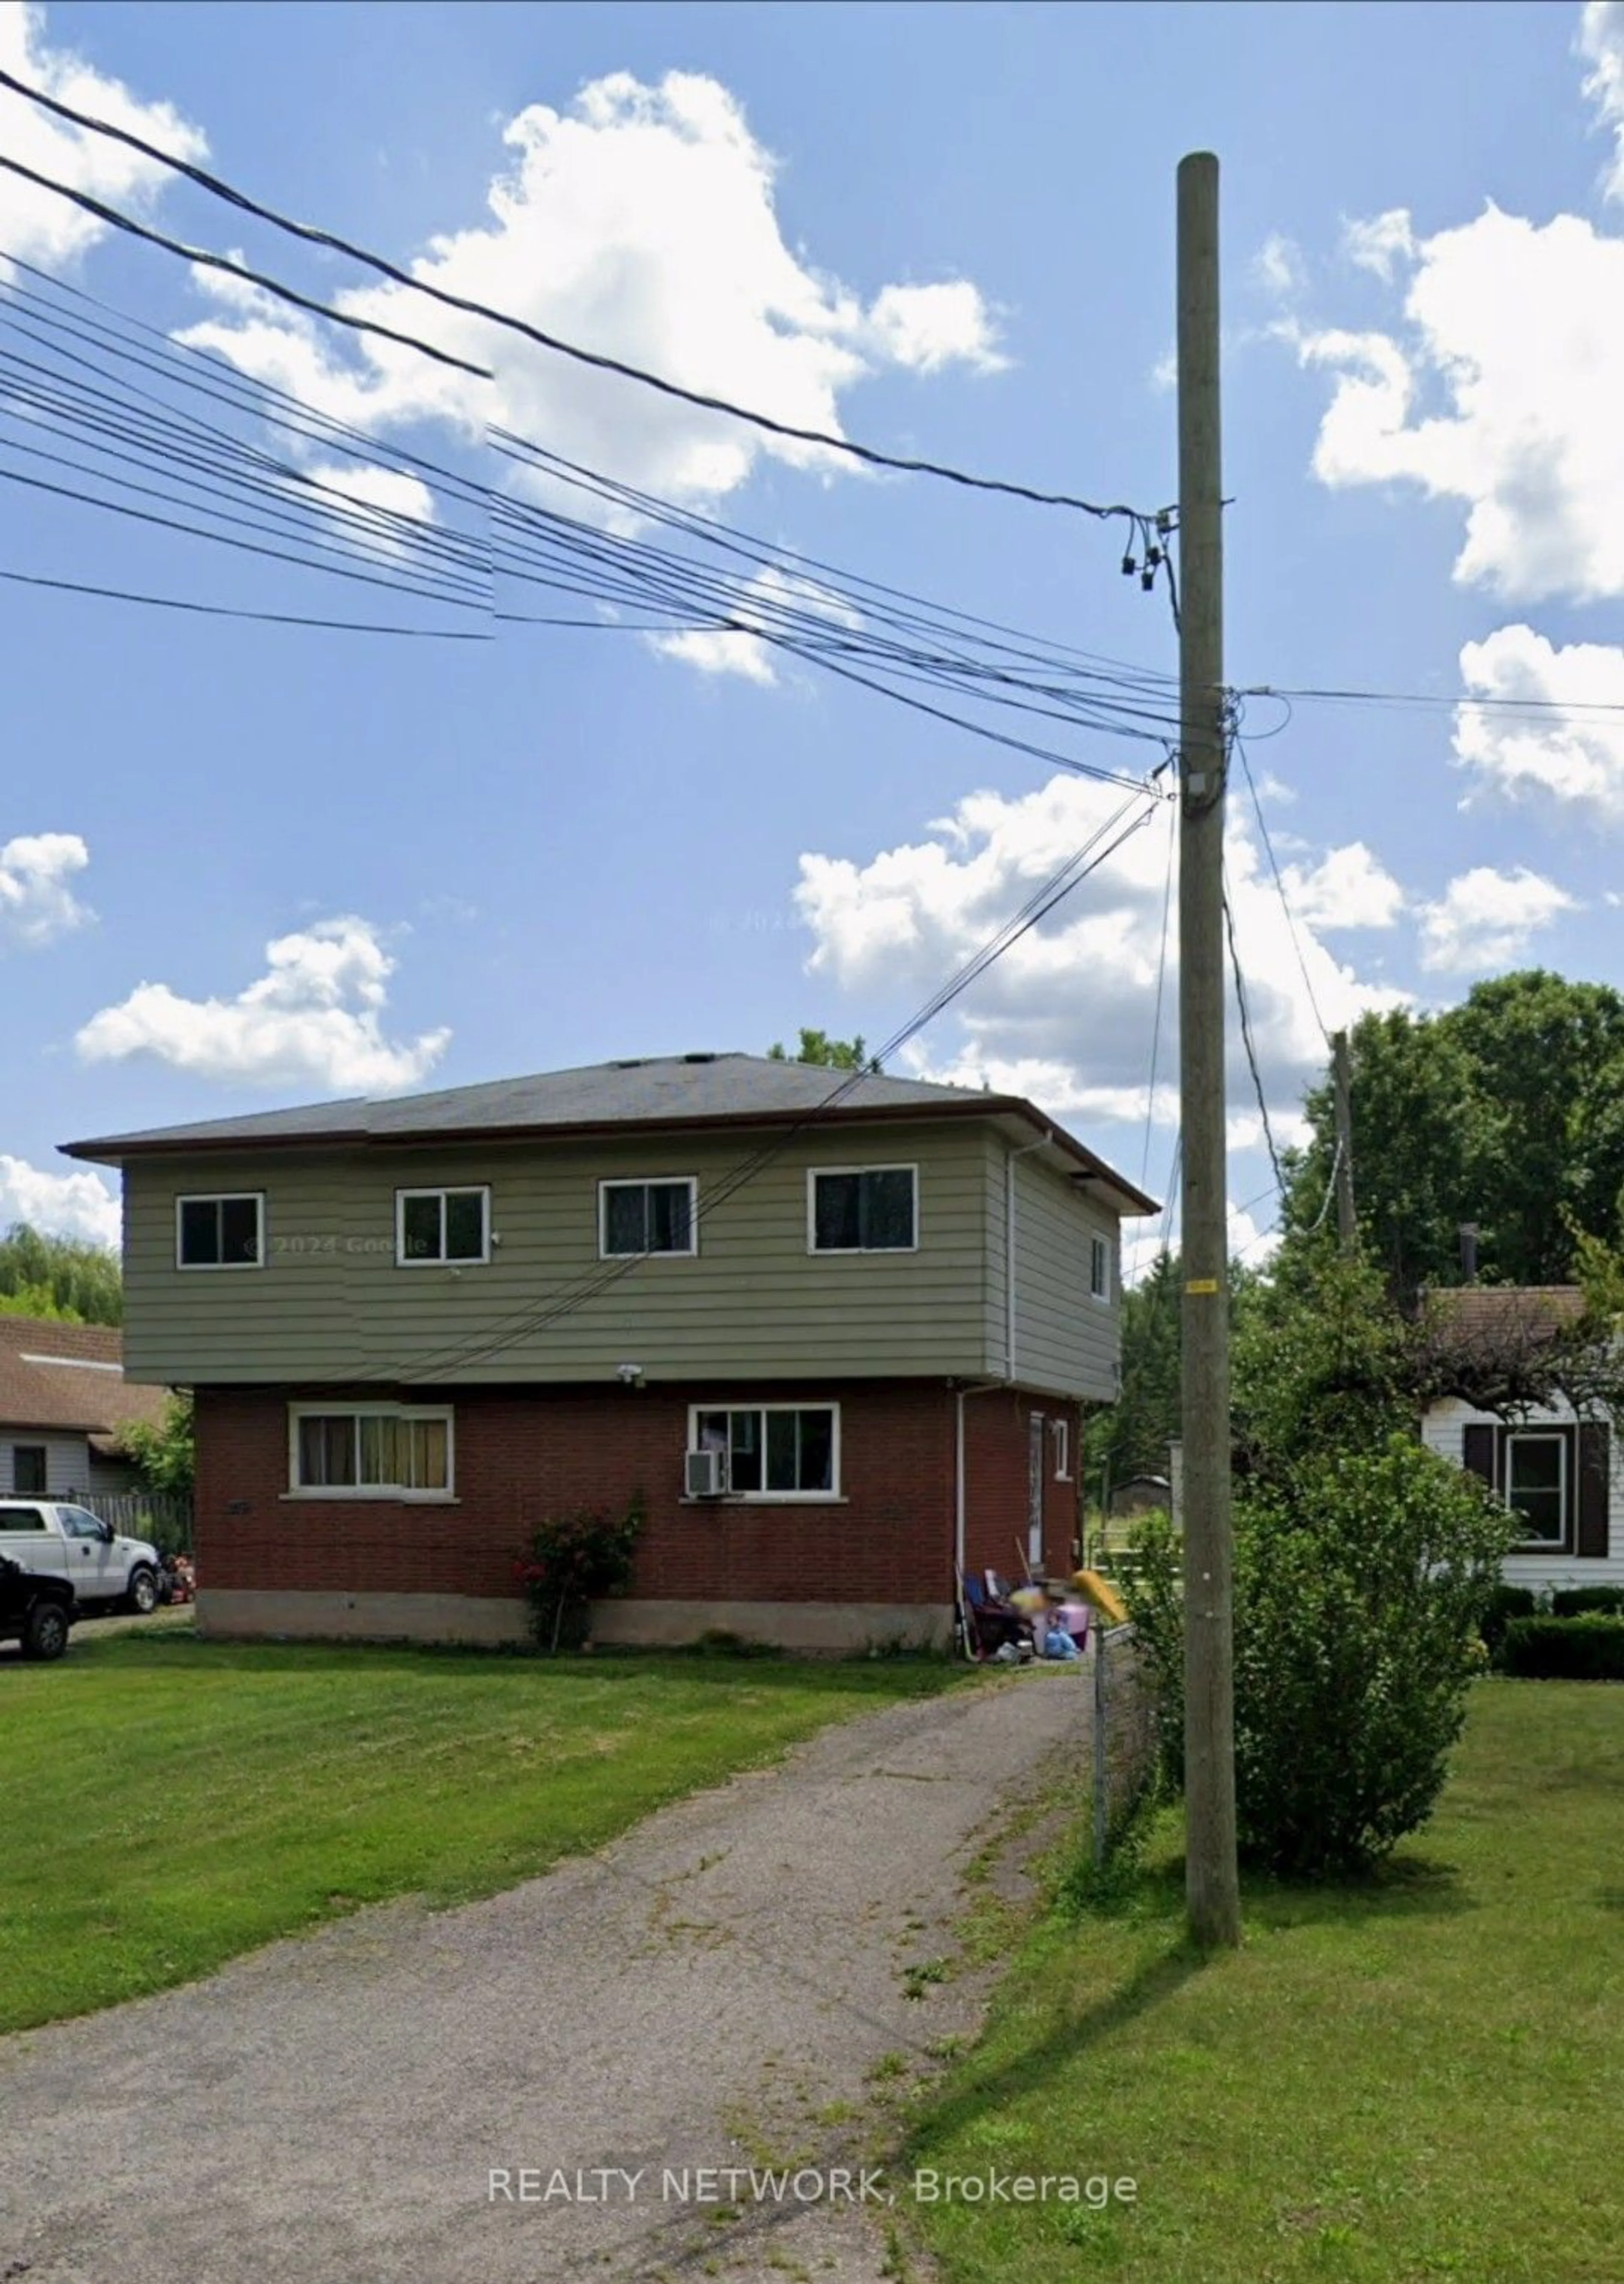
74 1490 193 1556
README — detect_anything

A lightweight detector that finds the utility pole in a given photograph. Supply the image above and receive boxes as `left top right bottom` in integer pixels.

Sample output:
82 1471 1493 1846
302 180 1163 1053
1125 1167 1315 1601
1331 1030 1356 1251
1176 151 1241 1951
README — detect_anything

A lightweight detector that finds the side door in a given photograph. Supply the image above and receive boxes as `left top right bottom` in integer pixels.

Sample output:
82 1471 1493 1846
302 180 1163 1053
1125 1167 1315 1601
0 1502 68 1581
55 1507 122 1602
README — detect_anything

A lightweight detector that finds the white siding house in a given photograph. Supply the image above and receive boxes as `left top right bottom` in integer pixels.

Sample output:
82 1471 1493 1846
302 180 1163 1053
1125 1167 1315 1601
1423 1394 1621 1593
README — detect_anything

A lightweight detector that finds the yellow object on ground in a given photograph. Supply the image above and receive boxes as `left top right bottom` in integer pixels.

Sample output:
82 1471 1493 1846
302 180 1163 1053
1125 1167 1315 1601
1070 1568 1129 1626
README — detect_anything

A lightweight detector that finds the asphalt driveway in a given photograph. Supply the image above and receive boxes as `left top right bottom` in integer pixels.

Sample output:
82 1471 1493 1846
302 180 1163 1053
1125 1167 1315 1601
0 1664 1089 2284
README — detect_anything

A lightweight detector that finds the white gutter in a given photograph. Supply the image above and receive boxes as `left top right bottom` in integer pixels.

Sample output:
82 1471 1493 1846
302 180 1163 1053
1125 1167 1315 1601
1004 1132 1052 1381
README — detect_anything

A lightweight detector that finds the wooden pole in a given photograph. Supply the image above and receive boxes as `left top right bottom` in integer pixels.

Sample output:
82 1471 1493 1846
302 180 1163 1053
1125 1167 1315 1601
1331 1030 1357 1252
1176 150 1241 1950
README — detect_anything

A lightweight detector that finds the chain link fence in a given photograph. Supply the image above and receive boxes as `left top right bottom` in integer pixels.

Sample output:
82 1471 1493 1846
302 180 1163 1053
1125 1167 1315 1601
1092 1621 1159 1864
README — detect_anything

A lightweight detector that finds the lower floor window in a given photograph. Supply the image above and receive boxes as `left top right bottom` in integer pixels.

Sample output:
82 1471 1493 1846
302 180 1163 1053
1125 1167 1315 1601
290 1406 453 1496
1504 1431 1566 1546
693 1404 838 1497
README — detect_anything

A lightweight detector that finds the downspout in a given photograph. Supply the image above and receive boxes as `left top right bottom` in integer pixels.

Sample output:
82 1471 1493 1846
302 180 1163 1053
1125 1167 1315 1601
1004 1132 1052 1383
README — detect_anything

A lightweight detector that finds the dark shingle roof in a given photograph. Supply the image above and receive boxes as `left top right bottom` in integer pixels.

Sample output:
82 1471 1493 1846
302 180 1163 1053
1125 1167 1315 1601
0 1317 170 1436
62 1052 1158 1213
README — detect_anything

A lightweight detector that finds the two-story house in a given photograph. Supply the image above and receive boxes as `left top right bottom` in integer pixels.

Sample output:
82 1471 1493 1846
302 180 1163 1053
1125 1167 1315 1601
64 1053 1155 1650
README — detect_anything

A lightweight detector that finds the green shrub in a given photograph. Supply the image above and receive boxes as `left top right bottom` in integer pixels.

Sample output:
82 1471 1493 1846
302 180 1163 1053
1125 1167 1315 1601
513 1494 645 1653
1481 1582 1539 1659
1130 1437 1512 1878
1550 1586 1624 1620
1500 1614 1624 1679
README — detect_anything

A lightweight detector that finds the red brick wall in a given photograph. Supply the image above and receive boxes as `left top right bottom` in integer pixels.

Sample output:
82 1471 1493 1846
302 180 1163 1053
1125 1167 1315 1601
195 1381 965 1609
960 1389 1081 1588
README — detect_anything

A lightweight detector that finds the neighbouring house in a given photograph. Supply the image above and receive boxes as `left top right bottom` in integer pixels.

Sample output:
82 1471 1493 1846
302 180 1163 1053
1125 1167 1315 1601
63 1053 1156 1650
0 1316 170 1498
1108 1473 1171 1519
1420 1286 1620 1593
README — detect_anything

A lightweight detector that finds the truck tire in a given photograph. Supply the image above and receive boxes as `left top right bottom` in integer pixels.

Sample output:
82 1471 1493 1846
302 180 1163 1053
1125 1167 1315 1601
125 1566 159 1617
20 1601 70 1661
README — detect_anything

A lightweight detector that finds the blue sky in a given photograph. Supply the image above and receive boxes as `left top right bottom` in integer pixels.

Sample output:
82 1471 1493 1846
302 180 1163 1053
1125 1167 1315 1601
4 0 1624 1266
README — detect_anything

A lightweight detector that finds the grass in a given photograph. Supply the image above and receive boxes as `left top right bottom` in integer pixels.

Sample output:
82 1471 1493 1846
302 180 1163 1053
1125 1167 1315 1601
902 1680 1624 2283
0 1626 962 2036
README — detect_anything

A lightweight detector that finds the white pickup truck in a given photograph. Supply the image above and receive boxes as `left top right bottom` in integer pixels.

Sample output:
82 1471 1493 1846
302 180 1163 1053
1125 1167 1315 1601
0 1502 162 1615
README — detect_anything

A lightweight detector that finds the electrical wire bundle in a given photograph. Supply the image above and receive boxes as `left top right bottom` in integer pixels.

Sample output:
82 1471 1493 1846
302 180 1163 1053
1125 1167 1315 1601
0 254 1185 787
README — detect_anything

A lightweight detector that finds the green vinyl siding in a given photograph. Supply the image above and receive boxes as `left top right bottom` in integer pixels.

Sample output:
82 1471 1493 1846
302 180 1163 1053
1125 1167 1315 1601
1007 1148 1120 1400
119 1122 1002 1388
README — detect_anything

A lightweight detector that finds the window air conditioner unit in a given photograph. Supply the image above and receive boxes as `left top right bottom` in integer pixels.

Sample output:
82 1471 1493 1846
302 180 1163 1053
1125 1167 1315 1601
685 1448 726 1499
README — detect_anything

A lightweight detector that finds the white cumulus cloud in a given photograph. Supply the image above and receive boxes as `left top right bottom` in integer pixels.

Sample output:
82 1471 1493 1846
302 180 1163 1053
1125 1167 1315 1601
0 1 205 275
1581 0 1624 199
1454 623 1624 817
1254 231 1306 298
1416 865 1578 974
866 280 1006 374
74 916 449 1092
0 1152 118 1247
176 69 1002 518
1279 841 1405 929
0 830 92 945
1342 208 1417 281
793 773 1405 1156
1297 202 1624 605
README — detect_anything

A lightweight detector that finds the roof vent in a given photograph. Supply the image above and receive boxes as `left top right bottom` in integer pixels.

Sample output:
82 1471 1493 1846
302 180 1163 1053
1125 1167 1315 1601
609 1058 651 1070
682 1052 718 1064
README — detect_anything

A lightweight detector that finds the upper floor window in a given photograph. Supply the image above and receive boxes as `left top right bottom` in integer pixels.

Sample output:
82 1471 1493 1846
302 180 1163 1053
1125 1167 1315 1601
177 1192 263 1270
1089 1234 1111 1301
600 1178 697 1259
809 1166 917 1253
397 1187 490 1266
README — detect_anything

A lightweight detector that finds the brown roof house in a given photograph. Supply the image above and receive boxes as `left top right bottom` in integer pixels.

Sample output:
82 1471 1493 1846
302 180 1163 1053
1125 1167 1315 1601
1419 1286 1618 1593
64 1051 1156 1649
0 1316 171 1499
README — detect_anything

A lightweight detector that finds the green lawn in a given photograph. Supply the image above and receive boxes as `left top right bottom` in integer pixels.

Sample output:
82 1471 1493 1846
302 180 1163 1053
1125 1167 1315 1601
0 1627 961 2036
904 1681 1624 2284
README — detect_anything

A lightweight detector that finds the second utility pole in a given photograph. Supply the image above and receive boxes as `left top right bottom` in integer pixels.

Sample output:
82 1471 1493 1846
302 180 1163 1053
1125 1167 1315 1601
1176 150 1241 1950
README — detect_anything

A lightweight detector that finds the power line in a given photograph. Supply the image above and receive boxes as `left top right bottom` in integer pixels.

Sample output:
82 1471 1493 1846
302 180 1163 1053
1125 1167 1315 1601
0 260 1182 788
1243 680 1624 721
0 69 1174 530
1233 735 1328 1047
1221 874 1284 1194
0 564 493 636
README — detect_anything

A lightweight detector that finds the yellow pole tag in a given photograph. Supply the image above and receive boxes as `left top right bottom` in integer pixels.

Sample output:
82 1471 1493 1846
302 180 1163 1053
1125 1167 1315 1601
1185 1277 1221 1294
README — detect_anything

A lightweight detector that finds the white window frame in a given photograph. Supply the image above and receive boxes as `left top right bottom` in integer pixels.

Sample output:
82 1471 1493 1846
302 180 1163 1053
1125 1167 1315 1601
394 1186 491 1268
598 1176 699 1260
1089 1233 1111 1303
175 1191 265 1272
806 1164 919 1256
1051 1418 1072 1482
687 1402 842 1502
285 1402 456 1501
1503 1428 1570 1552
